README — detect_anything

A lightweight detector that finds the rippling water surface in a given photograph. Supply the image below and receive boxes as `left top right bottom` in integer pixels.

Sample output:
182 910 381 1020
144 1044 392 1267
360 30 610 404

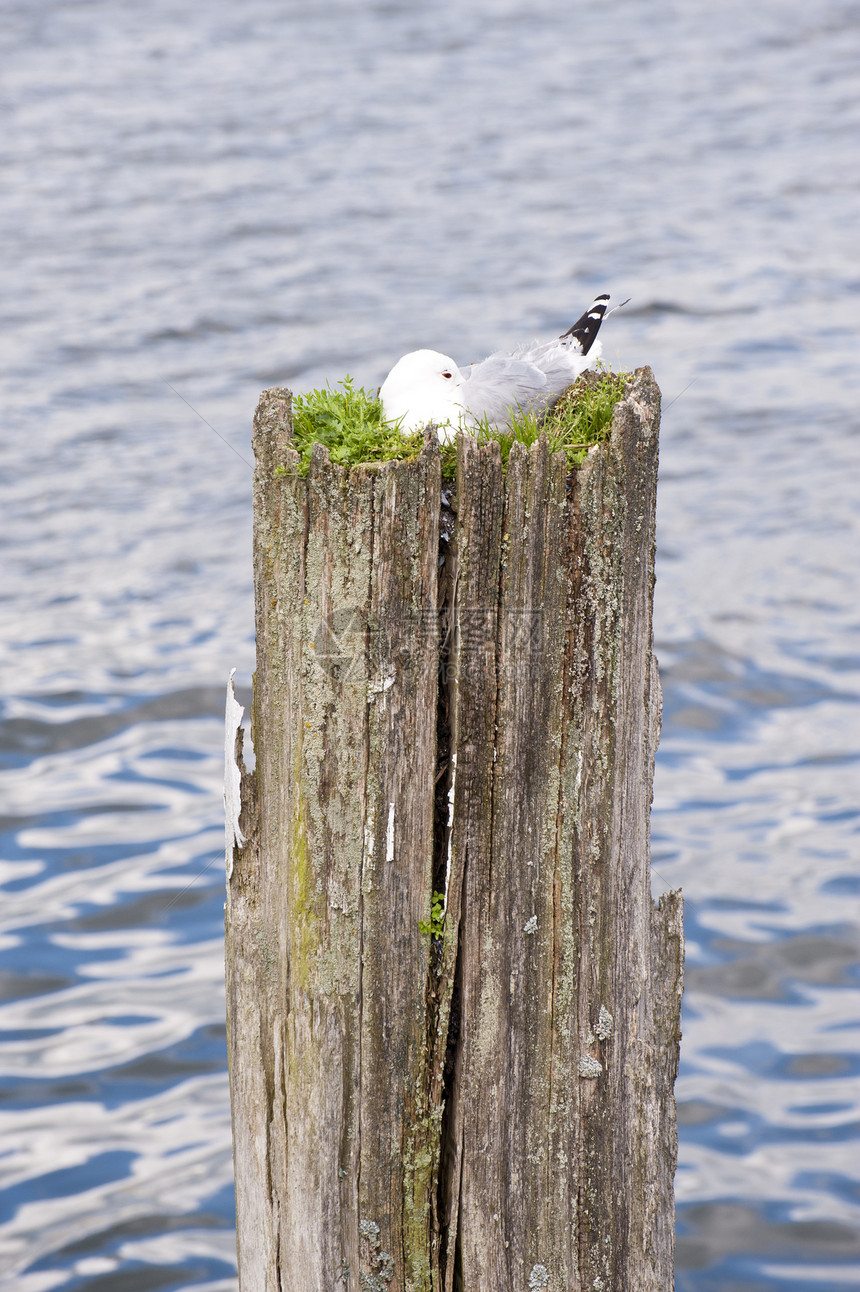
2 0 859 1287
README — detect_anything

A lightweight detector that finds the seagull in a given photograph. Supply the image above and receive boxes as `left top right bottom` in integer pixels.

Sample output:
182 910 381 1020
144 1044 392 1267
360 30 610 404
379 294 612 441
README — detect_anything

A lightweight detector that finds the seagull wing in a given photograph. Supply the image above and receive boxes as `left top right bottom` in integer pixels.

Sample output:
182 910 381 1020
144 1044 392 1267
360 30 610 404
459 354 549 427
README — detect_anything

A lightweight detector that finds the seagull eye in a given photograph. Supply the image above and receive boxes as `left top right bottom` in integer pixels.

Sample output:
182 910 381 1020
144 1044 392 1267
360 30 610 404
442 371 453 379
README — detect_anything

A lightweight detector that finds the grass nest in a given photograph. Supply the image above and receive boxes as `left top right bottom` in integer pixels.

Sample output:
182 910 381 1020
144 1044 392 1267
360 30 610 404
275 367 632 481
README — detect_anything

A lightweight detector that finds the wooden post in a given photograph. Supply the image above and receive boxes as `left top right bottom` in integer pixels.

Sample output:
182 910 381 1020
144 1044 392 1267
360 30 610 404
226 367 683 1292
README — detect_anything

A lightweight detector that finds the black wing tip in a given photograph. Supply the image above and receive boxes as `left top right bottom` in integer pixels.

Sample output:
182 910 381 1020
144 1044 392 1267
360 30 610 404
560 292 611 355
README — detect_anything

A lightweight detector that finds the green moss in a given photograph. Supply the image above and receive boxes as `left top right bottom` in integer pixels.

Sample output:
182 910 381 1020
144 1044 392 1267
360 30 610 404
274 368 631 480
418 890 445 940
275 376 425 477
402 1106 443 1292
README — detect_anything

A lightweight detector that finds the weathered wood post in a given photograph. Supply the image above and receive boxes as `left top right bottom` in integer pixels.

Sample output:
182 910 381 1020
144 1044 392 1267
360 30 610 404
225 367 683 1292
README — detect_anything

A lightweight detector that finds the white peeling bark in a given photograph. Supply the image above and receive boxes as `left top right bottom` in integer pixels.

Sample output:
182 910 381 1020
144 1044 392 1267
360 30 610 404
224 669 245 879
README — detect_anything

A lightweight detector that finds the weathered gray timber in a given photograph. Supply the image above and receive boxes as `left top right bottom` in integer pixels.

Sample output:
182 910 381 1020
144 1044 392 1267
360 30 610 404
225 367 683 1292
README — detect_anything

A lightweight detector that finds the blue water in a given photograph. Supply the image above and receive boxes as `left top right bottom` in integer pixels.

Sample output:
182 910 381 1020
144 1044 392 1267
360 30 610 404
1 0 859 1287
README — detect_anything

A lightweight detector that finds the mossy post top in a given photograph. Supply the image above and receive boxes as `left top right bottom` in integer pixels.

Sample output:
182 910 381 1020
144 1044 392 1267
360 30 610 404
253 364 648 480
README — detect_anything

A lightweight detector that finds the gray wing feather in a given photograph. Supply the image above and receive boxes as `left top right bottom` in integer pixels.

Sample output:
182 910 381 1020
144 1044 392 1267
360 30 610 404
460 345 580 427
460 355 548 426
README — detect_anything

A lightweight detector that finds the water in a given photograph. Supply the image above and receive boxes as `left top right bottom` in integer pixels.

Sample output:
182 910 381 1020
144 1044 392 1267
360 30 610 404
1 0 858 1287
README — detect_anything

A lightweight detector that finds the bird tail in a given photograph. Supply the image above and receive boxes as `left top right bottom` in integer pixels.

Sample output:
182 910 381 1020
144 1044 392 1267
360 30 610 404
560 294 610 355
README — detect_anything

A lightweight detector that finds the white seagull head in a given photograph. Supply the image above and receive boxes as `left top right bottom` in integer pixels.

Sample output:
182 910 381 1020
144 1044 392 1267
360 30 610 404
378 349 466 437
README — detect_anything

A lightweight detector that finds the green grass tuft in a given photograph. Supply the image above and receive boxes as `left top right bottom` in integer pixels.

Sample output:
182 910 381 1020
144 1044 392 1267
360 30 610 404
275 376 424 476
488 365 632 470
274 367 632 480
